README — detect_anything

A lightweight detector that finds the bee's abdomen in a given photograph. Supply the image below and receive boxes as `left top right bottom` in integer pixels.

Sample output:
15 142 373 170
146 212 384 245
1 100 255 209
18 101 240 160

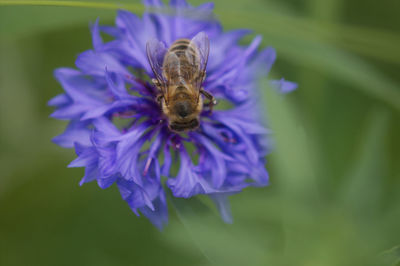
170 39 192 52
163 39 200 84
169 39 198 62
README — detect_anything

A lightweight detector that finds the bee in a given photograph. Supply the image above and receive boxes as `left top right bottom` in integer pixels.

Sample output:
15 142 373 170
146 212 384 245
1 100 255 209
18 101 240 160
146 32 216 132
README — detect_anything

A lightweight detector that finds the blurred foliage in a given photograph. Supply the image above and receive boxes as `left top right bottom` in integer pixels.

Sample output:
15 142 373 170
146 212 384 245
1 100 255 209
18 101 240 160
0 0 399 265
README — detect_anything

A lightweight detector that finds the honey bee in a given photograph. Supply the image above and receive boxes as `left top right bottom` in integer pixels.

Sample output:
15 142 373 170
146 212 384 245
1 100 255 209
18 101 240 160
146 32 216 132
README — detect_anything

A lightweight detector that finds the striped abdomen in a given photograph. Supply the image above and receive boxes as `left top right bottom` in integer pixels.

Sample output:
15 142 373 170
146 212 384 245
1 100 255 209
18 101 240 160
163 39 200 84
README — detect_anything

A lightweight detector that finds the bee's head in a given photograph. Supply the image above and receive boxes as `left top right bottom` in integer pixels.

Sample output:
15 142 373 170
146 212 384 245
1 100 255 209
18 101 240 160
161 91 203 132
173 100 192 119
169 99 200 125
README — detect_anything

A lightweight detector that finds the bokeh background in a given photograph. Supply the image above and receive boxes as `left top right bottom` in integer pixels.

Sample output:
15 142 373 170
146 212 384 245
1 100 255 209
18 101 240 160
1 0 399 265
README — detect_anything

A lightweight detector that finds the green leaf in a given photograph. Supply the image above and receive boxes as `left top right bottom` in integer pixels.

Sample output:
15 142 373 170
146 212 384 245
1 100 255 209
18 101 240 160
339 109 389 213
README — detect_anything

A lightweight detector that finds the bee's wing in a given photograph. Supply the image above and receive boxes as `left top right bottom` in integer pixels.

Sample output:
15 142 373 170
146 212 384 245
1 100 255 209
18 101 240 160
162 52 184 103
146 39 168 90
188 31 210 89
163 52 181 84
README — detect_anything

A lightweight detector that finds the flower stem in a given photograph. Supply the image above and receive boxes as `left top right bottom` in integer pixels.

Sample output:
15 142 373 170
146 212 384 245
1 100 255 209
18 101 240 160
0 0 144 12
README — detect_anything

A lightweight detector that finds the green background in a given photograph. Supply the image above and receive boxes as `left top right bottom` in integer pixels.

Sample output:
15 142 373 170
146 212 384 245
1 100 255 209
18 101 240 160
0 0 399 265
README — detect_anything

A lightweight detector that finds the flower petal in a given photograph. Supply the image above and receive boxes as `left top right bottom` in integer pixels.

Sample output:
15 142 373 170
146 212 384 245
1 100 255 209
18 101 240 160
91 18 103 51
271 78 298 93
209 193 233 224
76 50 130 76
52 120 91 148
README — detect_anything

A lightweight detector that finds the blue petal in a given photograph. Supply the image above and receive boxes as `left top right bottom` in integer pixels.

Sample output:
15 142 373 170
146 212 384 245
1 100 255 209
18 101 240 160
68 143 97 168
50 104 88 120
244 35 262 59
193 134 233 188
80 100 136 121
249 162 269 186
96 144 117 178
116 125 151 184
197 2 214 10
76 50 130 76
52 120 91 148
66 143 100 186
169 0 189 7
167 148 216 198
105 70 134 100
161 141 172 177
143 0 164 6
90 18 103 51
97 175 117 189
116 162 164 214
54 68 105 104
139 190 168 230
271 78 298 93
99 25 120 38
116 10 154 68
260 47 276 73
48 94 70 107
79 164 99 186
208 29 251 70
209 194 233 224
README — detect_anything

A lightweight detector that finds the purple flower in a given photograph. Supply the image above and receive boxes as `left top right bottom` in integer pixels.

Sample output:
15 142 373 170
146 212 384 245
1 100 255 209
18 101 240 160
49 0 296 229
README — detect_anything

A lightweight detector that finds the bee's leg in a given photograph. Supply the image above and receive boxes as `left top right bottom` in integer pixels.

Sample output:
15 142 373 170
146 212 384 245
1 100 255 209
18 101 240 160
156 94 164 105
200 89 217 113
151 78 161 88
152 79 166 103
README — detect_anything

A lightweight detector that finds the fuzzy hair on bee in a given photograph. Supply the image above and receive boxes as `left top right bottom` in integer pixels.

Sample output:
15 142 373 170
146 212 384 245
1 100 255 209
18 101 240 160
146 32 216 132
